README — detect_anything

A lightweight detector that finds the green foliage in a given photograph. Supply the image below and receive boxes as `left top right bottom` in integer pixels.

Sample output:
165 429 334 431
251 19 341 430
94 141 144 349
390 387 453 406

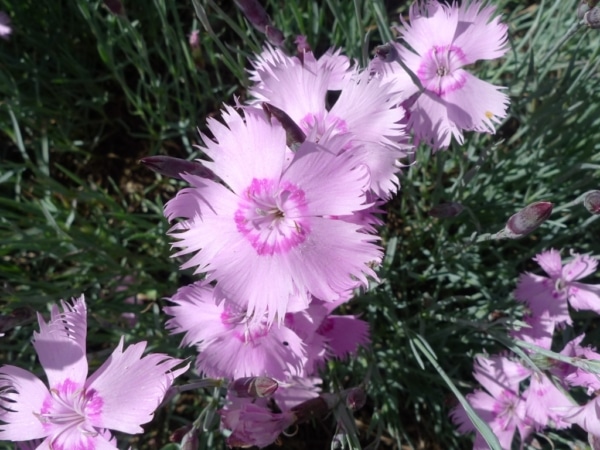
0 0 599 449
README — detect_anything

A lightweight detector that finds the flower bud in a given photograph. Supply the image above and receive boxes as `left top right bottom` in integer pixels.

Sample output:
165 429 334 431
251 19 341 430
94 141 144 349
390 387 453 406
295 35 311 53
504 201 553 238
229 376 278 398
373 43 398 63
265 24 285 46
584 6 600 28
234 0 269 32
345 387 366 411
428 202 464 219
583 190 600 214
578 1 591 20
262 103 306 148
140 155 214 180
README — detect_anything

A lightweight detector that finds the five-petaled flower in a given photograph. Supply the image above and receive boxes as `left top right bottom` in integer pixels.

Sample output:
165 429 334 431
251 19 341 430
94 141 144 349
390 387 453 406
0 296 188 449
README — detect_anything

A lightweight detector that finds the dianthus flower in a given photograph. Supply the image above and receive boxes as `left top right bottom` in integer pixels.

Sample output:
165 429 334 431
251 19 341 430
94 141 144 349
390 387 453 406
451 355 532 449
164 281 307 380
515 249 600 326
373 0 509 149
164 106 382 323
0 296 187 449
220 397 296 448
249 46 410 199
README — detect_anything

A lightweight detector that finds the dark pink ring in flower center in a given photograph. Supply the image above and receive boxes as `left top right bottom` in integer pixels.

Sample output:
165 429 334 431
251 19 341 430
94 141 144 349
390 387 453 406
235 178 310 256
417 44 468 96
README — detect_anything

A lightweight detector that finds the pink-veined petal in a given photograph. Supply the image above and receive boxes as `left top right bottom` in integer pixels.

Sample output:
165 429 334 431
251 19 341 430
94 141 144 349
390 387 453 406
85 339 188 434
32 296 88 389
0 366 50 441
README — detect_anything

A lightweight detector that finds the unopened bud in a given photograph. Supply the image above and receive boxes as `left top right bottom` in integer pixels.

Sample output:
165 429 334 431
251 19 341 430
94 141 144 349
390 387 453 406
373 43 398 63
578 1 591 20
504 201 553 238
428 202 464 219
170 425 193 443
295 35 311 53
345 387 366 411
234 0 269 32
230 376 278 398
265 25 285 46
140 155 214 180
584 190 600 214
262 103 306 148
584 6 600 28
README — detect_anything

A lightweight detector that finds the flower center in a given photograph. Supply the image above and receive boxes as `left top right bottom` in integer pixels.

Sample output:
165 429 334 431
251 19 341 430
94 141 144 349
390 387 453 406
299 112 348 144
36 379 103 447
235 178 310 256
417 45 468 96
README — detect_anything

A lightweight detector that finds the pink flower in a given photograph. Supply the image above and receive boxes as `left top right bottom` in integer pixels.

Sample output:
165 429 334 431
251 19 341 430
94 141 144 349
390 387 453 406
523 372 574 429
553 334 600 395
373 0 509 149
0 11 11 40
515 249 600 326
563 397 600 437
0 296 188 449
164 106 382 323
249 47 410 199
220 397 296 448
509 312 555 350
451 355 532 449
164 281 307 380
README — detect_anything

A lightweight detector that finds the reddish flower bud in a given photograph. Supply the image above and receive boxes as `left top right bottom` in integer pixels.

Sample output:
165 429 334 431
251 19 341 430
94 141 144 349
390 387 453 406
230 376 279 398
373 43 398 63
295 35 311 53
345 387 366 411
140 155 214 180
262 103 306 148
170 425 192 443
428 202 464 219
265 25 285 46
584 190 600 214
504 201 553 238
234 0 269 32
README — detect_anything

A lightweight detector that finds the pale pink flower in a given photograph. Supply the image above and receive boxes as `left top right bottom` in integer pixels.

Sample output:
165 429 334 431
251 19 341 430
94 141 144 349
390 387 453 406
373 0 509 149
164 281 307 380
220 397 296 448
451 355 532 449
0 296 187 449
249 45 352 92
523 372 574 429
250 46 410 199
509 312 555 350
272 376 322 411
553 334 600 395
515 249 600 326
564 397 600 437
164 106 381 323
